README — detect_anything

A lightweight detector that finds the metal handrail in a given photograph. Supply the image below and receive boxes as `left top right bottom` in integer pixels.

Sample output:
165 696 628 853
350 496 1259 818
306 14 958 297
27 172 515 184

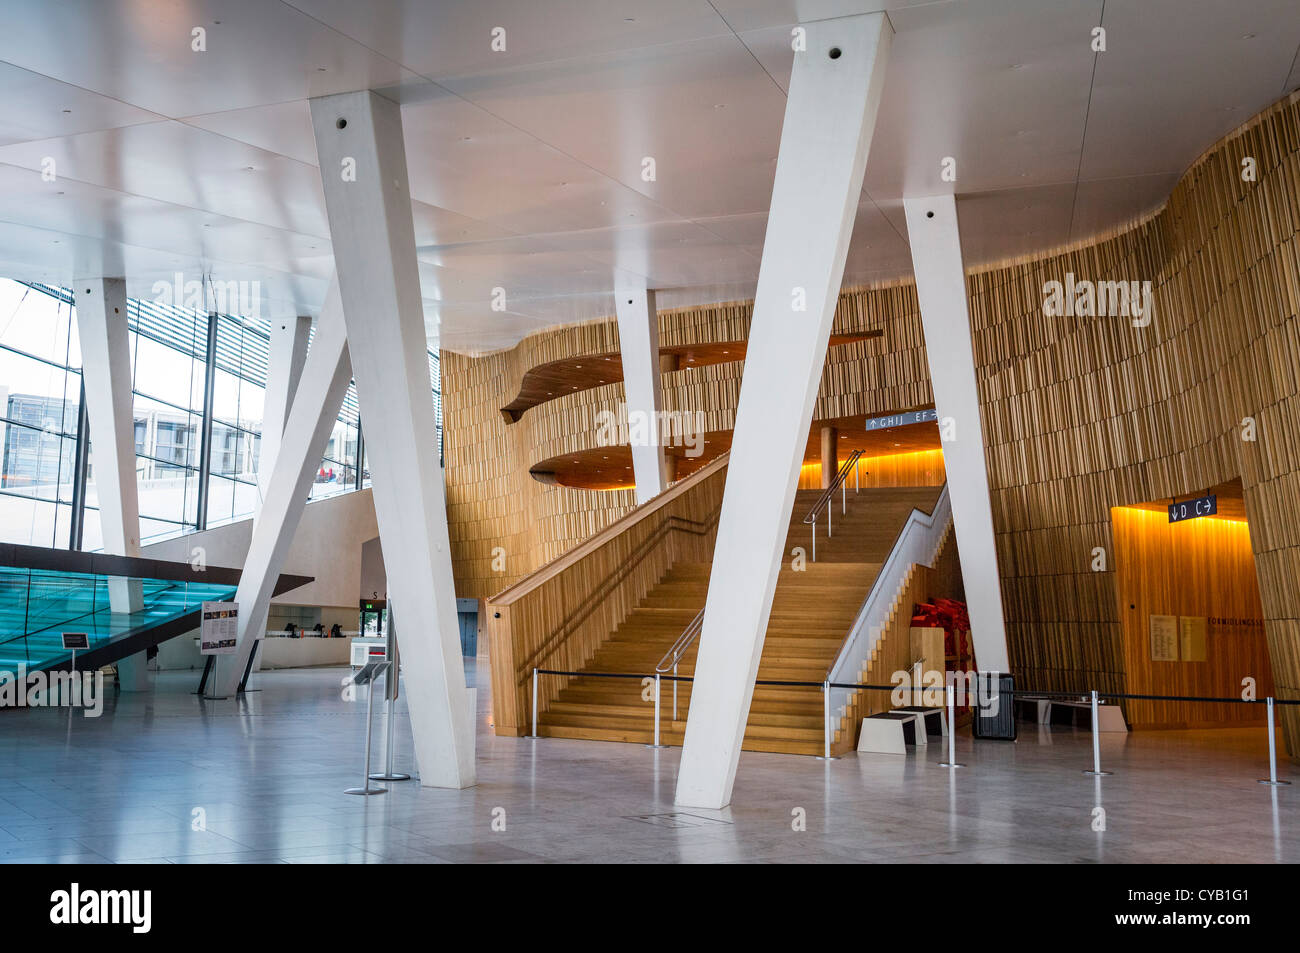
801 448 863 560
656 606 705 724
656 607 703 674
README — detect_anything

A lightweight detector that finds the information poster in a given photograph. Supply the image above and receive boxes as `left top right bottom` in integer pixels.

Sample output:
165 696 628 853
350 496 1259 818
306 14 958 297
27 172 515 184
200 602 238 655
1179 616 1208 662
1149 614 1179 661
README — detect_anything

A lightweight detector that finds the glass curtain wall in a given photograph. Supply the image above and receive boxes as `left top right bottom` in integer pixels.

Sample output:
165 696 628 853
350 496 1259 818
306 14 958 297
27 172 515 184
0 280 82 548
0 279 442 550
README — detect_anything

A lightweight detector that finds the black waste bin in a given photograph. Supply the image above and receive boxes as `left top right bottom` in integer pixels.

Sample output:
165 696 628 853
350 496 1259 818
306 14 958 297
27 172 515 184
972 672 1017 740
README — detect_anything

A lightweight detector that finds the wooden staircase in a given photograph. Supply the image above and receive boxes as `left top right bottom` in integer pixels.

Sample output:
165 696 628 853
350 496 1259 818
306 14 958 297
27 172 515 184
537 486 944 754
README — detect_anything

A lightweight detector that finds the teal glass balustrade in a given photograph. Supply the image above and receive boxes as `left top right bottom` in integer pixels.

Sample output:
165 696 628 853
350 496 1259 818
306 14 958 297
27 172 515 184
0 565 236 674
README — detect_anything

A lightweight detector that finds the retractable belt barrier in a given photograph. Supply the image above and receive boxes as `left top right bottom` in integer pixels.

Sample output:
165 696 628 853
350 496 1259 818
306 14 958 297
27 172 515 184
529 667 1297 785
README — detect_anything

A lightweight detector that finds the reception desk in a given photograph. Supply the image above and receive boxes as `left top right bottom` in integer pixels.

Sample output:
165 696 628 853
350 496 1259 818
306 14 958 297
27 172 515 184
257 636 351 670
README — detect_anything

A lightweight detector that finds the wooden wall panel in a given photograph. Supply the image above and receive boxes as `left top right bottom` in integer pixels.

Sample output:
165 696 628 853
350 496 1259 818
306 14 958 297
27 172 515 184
1112 506 1271 728
443 90 1300 755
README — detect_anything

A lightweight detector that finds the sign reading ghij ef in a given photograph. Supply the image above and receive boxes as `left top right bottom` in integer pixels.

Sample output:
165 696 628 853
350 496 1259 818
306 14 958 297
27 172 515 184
200 602 238 655
864 408 938 432
1168 494 1217 523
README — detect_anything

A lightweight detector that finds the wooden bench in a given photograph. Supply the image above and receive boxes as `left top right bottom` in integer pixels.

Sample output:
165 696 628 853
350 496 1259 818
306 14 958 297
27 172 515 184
892 705 948 739
1016 694 1127 732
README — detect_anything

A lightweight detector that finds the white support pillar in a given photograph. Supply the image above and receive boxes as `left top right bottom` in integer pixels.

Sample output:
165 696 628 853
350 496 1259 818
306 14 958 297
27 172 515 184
615 283 666 504
310 89 475 789
214 281 352 697
258 315 312 510
76 278 147 690
903 195 1010 672
675 13 892 810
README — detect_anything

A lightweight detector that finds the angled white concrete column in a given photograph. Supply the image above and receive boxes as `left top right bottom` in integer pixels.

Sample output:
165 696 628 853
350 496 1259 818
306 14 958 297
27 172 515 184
310 89 475 789
903 195 1010 672
675 13 892 810
214 282 352 697
258 314 312 510
76 278 147 689
615 283 666 503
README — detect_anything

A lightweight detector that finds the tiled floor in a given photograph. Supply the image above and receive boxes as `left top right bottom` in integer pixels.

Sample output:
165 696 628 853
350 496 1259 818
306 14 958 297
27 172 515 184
0 659 1295 863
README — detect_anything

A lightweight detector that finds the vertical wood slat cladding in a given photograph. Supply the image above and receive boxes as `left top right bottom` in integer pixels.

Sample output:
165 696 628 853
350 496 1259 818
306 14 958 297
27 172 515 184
484 456 728 735
967 90 1300 752
443 291 922 603
797 449 947 491
1112 506 1271 728
444 90 1300 754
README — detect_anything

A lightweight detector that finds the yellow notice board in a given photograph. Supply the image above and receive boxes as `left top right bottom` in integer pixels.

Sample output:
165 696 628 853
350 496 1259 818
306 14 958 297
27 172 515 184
1149 614 1179 661
1179 616 1208 662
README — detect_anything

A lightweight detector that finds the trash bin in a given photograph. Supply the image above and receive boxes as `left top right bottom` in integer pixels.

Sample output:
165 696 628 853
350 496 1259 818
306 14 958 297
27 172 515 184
972 672 1017 740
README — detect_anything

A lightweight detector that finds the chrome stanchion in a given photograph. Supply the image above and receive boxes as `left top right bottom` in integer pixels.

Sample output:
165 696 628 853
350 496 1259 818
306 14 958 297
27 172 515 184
811 517 816 561
530 667 540 740
345 659 388 796
1259 696 1291 786
939 680 963 768
816 680 837 760
647 673 669 748
672 663 679 722
1083 689 1112 777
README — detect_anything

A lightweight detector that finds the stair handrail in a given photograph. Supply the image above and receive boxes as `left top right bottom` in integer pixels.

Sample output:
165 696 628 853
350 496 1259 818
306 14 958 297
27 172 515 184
656 607 704 674
801 449 863 525
800 449 863 560
824 483 953 727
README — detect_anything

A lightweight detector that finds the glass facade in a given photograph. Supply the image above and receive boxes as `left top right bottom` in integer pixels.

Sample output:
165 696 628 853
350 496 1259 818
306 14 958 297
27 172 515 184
0 278 442 550
0 280 82 549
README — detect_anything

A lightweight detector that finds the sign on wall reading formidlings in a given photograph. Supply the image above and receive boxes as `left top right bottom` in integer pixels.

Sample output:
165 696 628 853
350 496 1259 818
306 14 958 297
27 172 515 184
863 408 938 431
1168 494 1217 523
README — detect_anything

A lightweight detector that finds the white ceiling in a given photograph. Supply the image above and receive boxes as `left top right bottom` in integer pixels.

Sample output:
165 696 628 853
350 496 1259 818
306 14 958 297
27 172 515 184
0 0 1295 353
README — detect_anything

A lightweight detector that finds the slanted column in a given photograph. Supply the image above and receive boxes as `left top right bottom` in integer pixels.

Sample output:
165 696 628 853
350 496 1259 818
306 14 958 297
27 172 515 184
310 89 475 789
214 282 352 696
675 13 892 810
258 315 312 511
903 195 1010 672
615 283 667 504
75 278 148 690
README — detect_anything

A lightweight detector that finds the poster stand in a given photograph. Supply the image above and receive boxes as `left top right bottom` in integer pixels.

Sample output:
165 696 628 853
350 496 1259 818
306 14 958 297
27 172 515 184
345 659 391 796
199 601 238 700
370 611 410 782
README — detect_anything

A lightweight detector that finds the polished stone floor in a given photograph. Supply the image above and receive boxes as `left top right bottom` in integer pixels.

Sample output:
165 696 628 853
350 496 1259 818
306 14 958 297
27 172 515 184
0 660 1295 863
